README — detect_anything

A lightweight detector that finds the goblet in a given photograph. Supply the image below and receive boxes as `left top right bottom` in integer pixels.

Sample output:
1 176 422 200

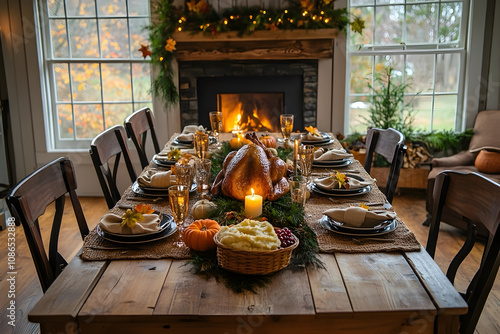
195 158 211 199
299 145 314 188
168 185 189 247
280 114 294 145
193 131 209 159
174 163 193 189
288 175 307 207
209 111 223 149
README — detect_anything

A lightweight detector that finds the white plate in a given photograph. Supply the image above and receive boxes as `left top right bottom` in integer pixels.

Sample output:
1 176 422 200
97 215 177 244
318 215 398 236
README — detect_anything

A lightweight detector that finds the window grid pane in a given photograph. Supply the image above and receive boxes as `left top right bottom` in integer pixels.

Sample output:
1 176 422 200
41 0 152 149
348 0 466 133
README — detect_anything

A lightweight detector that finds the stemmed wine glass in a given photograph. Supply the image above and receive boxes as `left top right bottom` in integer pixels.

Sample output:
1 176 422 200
280 114 294 146
209 111 223 149
168 185 189 247
193 131 209 159
195 158 211 199
299 145 314 189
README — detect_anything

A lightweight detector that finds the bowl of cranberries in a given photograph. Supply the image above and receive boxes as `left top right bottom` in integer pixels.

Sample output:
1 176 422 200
274 227 299 249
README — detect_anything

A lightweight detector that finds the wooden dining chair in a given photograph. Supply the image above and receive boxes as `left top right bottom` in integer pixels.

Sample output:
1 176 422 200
426 170 500 334
6 157 90 293
124 107 161 168
90 125 137 209
363 127 407 204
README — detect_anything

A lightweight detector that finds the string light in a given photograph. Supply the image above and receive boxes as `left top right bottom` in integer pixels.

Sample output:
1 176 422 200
302 11 308 16
324 18 330 23
177 27 182 31
224 19 228 24
159 56 163 61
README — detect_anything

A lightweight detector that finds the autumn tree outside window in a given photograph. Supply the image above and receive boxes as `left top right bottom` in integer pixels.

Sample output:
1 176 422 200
39 0 153 150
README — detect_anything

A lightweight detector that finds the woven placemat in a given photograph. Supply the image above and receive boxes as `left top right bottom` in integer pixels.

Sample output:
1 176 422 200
305 160 422 253
80 183 199 261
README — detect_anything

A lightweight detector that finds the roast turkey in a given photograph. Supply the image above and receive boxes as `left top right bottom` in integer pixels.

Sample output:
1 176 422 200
210 132 289 201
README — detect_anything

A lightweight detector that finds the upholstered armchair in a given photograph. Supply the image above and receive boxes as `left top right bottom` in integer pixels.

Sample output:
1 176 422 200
424 110 500 234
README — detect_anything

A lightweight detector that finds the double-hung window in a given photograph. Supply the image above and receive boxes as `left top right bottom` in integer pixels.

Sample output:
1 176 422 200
39 0 152 150
346 0 468 134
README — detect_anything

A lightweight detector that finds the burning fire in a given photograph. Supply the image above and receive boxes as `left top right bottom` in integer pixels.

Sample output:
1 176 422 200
219 93 282 132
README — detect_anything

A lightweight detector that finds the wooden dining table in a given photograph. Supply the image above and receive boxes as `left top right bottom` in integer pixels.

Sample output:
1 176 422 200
28 132 467 334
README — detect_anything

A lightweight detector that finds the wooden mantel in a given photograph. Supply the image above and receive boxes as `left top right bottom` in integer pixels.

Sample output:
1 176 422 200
172 28 338 61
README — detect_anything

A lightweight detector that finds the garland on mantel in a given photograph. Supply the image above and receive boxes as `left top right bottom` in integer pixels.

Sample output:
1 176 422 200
148 0 365 108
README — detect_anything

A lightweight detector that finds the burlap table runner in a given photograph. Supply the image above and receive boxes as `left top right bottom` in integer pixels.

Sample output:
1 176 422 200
81 134 421 261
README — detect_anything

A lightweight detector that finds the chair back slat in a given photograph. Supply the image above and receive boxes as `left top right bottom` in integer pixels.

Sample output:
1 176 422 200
364 127 406 203
7 157 89 293
90 125 136 209
125 107 160 168
426 170 500 334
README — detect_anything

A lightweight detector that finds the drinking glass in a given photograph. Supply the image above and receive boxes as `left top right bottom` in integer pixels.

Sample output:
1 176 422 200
209 111 223 149
193 131 209 159
299 145 314 188
174 163 193 189
195 158 211 199
288 175 307 207
280 114 294 145
168 185 189 247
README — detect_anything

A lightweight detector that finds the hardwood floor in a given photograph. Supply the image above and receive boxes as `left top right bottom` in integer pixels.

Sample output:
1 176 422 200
0 191 498 333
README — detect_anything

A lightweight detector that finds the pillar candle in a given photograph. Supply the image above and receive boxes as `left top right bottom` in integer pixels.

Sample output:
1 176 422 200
245 188 262 218
294 139 300 173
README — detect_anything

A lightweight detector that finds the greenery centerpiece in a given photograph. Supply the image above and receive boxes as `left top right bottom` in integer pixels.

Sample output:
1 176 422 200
148 0 364 108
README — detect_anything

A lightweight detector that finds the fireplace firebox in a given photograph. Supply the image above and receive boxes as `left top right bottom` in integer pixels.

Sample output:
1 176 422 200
178 60 318 133
197 75 303 132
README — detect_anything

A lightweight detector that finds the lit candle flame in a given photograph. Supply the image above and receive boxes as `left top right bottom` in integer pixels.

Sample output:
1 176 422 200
251 188 255 197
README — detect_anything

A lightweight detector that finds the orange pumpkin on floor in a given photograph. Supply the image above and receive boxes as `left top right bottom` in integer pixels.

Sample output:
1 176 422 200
183 219 221 252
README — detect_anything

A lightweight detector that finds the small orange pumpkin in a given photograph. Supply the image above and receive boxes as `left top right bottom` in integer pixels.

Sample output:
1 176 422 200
260 135 277 148
475 149 500 173
183 219 221 252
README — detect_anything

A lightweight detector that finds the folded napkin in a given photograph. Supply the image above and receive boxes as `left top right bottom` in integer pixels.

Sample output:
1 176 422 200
154 150 174 162
323 207 397 228
137 170 177 188
99 213 161 234
314 148 353 161
302 133 324 141
176 125 206 142
314 175 374 190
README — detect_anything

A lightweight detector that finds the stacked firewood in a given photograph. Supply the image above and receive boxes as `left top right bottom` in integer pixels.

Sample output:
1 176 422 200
403 143 432 168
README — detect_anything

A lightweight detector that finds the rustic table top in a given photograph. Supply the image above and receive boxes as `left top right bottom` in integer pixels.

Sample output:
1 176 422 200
28 133 467 334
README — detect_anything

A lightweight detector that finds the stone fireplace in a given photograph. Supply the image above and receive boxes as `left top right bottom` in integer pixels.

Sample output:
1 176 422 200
173 28 338 134
179 60 318 132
